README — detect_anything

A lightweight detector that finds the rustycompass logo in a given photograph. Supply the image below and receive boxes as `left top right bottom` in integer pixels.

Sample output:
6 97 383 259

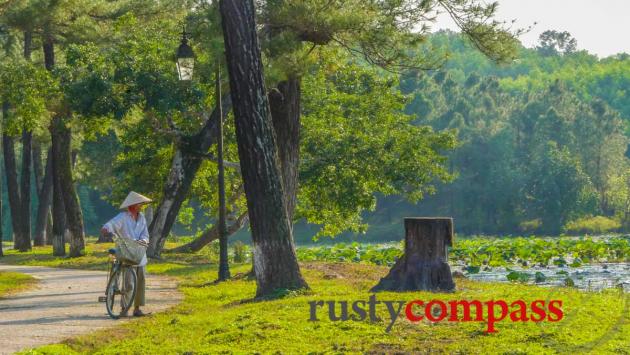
308 295 564 333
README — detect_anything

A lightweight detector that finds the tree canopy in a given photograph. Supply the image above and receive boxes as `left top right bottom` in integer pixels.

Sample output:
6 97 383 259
0 1 628 250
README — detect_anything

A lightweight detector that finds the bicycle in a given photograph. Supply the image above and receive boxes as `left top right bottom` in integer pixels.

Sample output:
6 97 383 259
98 233 146 319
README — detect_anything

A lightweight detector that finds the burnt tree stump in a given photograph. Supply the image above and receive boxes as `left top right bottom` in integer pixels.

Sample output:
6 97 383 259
371 217 455 292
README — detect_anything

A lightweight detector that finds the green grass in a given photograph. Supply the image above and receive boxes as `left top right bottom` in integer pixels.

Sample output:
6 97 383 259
3 243 629 354
564 216 622 235
0 271 37 298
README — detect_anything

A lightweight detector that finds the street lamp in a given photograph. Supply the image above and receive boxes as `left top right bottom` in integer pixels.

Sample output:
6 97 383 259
176 28 195 81
216 61 229 281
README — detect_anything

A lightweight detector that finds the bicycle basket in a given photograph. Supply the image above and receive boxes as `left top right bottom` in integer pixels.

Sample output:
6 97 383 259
113 235 147 265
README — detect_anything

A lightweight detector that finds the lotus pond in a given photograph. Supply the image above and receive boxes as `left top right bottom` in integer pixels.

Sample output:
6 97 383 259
296 235 630 292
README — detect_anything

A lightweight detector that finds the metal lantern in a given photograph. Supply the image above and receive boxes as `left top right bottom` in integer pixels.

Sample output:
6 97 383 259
176 28 194 81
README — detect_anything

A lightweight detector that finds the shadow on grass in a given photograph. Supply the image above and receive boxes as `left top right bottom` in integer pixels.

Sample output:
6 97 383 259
224 286 313 307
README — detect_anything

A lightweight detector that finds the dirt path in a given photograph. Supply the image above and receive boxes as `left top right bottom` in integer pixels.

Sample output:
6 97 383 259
0 264 182 355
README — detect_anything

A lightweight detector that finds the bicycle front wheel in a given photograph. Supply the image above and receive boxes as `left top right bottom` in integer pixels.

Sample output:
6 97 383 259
105 265 137 319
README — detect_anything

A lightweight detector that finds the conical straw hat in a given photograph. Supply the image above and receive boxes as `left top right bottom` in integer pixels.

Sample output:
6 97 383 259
119 191 153 209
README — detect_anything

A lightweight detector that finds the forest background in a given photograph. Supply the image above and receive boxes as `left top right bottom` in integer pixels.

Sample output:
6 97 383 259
1 6 629 246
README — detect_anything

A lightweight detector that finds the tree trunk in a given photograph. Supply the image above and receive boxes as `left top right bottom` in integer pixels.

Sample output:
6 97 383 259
145 205 153 226
96 232 113 243
220 0 308 297
33 143 43 192
20 130 32 246
23 31 32 59
34 148 53 246
43 31 54 71
147 96 231 258
19 30 33 248
58 124 85 257
371 218 455 292
0 105 4 257
3 131 27 251
269 78 301 222
45 34 65 256
45 212 53 245
167 212 248 253
64 150 79 244
50 116 66 256
0 165 3 256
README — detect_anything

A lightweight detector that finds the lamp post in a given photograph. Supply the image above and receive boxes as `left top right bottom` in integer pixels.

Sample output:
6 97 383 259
174 28 228 279
217 62 230 281
176 28 194 81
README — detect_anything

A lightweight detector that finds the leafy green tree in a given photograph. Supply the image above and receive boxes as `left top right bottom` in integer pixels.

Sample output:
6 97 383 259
220 0 309 296
394 63 629 236
525 142 597 233
537 30 578 57
300 64 456 238
104 0 522 256
0 0 189 256
0 60 57 251
574 100 627 213
235 0 521 242
607 166 630 229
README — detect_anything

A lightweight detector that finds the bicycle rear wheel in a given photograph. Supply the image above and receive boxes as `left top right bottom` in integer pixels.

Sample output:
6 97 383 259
105 265 137 319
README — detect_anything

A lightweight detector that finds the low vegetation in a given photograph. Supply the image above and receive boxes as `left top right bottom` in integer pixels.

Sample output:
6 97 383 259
1 242 627 354
564 216 622 235
298 236 630 269
0 271 37 298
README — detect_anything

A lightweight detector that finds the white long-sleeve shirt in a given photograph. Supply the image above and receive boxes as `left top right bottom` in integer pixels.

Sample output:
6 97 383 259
103 211 150 267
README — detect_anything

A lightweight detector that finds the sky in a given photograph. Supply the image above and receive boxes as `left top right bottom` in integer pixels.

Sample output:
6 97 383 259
433 0 630 58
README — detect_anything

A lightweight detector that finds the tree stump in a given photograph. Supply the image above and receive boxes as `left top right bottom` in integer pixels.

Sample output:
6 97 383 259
371 217 455 292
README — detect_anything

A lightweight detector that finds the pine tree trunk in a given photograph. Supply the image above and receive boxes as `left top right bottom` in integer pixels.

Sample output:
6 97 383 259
146 149 191 257
0 166 3 256
50 116 66 256
45 212 53 245
371 218 455 292
145 205 153 226
33 143 43 192
147 97 231 258
58 124 85 257
33 143 43 246
3 132 26 251
269 77 301 222
20 130 32 247
34 148 53 246
45 34 65 256
220 0 308 297
19 30 33 249
43 31 54 71
0 105 4 257
43 31 83 256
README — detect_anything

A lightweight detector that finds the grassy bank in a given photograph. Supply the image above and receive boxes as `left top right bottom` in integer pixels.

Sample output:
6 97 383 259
2 244 629 354
0 271 37 298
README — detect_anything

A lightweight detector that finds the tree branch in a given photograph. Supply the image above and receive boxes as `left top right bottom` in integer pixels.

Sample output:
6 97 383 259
189 151 241 171
145 110 184 141
165 211 249 253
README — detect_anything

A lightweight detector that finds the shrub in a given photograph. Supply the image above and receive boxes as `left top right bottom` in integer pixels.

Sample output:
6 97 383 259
563 216 621 235
519 219 541 233
232 241 249 263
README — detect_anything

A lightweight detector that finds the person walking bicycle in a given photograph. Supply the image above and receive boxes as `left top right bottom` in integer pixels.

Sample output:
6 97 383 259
101 191 152 317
